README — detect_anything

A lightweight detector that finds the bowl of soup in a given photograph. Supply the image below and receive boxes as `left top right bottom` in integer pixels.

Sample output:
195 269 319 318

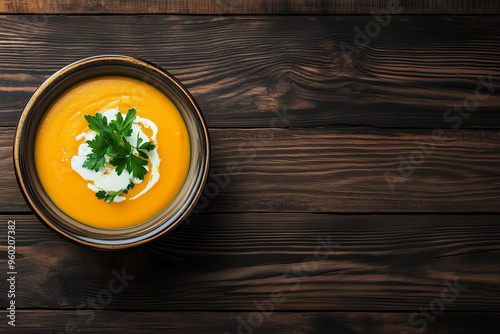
14 55 210 249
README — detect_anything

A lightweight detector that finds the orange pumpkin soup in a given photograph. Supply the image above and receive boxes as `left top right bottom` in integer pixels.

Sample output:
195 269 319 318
34 76 190 229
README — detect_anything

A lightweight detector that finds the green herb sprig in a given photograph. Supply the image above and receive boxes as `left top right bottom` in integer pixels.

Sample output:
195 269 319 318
95 181 135 204
82 108 155 203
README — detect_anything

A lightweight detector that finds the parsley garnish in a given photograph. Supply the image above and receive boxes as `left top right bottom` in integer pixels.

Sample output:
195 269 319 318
96 181 135 204
82 108 155 203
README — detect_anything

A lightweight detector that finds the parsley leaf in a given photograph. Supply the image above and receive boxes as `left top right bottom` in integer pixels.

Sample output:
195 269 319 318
110 143 149 179
110 132 155 180
95 181 135 204
109 108 135 140
83 134 110 171
84 113 108 133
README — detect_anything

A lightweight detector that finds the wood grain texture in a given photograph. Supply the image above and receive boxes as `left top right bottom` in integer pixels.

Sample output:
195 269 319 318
1 15 499 128
2 127 500 213
1 0 499 14
1 213 499 310
0 129 25 211
1 310 499 333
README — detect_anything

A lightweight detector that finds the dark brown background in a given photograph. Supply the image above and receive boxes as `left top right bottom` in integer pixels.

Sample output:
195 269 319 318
1 0 499 333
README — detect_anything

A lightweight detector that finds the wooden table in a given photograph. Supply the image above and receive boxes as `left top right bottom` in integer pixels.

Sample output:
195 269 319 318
1 1 500 333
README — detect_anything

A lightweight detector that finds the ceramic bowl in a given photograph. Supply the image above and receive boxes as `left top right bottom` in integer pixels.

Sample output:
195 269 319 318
13 55 210 249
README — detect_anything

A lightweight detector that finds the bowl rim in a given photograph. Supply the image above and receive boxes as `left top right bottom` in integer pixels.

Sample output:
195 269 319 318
13 55 210 250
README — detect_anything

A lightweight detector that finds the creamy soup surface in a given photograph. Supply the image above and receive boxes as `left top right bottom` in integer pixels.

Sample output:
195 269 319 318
35 76 190 229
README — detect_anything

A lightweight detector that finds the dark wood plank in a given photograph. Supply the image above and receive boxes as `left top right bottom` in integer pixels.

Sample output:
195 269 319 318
1 15 499 128
1 214 499 310
3 127 500 213
1 0 499 14
1 310 499 333
0 129 25 212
